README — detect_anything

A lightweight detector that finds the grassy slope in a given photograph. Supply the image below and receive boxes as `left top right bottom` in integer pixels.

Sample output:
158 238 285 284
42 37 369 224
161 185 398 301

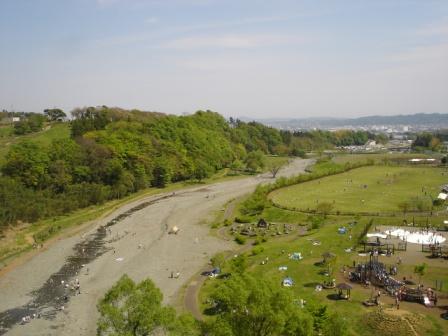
0 123 70 164
270 166 447 214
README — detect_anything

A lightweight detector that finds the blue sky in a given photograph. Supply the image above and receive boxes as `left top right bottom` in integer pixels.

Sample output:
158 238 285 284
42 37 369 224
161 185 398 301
1 0 447 118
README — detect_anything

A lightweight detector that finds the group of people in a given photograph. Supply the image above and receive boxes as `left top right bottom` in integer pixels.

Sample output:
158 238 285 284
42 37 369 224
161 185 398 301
20 313 41 324
61 278 81 295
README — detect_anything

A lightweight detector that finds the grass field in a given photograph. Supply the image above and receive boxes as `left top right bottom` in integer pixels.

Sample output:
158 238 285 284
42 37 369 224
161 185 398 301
332 153 435 165
270 166 447 215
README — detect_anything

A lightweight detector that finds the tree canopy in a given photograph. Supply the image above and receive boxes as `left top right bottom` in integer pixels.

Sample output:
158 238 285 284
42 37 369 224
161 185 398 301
97 275 200 336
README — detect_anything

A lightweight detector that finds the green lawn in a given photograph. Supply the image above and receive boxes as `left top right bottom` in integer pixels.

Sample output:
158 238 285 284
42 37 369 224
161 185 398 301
270 166 447 215
332 153 435 165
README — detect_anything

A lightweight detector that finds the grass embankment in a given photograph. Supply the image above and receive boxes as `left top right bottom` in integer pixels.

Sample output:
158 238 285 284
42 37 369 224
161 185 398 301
270 166 447 216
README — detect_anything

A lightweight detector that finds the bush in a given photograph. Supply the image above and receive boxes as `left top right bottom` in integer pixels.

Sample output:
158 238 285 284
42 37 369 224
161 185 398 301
234 216 251 223
309 215 324 230
433 199 444 206
251 246 264 256
235 235 246 245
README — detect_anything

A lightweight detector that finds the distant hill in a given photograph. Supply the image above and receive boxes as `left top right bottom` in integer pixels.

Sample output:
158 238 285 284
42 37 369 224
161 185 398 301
246 113 448 130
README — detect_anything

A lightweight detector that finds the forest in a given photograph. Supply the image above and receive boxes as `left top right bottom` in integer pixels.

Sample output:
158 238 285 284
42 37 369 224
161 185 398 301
0 107 379 231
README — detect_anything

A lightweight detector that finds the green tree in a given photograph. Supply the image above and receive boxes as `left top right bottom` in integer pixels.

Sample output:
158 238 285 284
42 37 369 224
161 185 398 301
13 114 45 135
414 263 427 285
316 202 334 217
2 140 49 188
207 273 314 336
245 150 265 173
97 274 200 336
152 163 171 188
44 108 66 121
322 312 348 336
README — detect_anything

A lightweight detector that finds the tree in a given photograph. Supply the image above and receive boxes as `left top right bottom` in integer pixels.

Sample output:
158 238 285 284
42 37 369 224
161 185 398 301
207 273 314 336
316 202 334 217
193 161 210 182
229 254 248 275
397 201 410 215
322 312 348 336
2 140 49 188
44 108 66 121
152 163 171 188
13 114 45 135
229 159 244 175
269 164 282 178
245 150 265 173
414 263 427 285
97 274 200 336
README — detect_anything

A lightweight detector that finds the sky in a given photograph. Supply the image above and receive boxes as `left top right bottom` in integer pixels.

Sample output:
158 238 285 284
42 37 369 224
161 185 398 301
0 0 447 119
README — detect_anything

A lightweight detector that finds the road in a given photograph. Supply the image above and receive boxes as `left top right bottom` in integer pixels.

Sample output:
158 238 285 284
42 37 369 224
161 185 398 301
0 158 313 335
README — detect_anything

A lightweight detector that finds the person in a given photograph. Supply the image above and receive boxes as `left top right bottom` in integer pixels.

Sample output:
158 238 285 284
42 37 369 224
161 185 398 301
434 294 438 307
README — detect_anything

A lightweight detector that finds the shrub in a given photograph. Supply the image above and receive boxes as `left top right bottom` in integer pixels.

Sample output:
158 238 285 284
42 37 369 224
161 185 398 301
234 216 251 223
235 235 246 245
251 246 264 256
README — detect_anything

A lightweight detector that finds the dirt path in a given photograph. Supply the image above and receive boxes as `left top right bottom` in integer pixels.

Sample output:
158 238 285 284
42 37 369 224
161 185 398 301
0 158 313 336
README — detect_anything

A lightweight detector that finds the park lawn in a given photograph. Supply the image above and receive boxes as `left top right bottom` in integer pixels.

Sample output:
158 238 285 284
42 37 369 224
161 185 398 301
332 153 433 165
270 166 447 215
200 211 448 335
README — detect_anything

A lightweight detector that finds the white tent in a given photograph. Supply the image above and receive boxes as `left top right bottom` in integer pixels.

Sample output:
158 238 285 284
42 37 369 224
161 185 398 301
438 193 447 200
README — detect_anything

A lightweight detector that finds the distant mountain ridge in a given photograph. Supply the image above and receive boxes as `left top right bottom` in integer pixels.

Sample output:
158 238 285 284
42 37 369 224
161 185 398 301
244 113 448 129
